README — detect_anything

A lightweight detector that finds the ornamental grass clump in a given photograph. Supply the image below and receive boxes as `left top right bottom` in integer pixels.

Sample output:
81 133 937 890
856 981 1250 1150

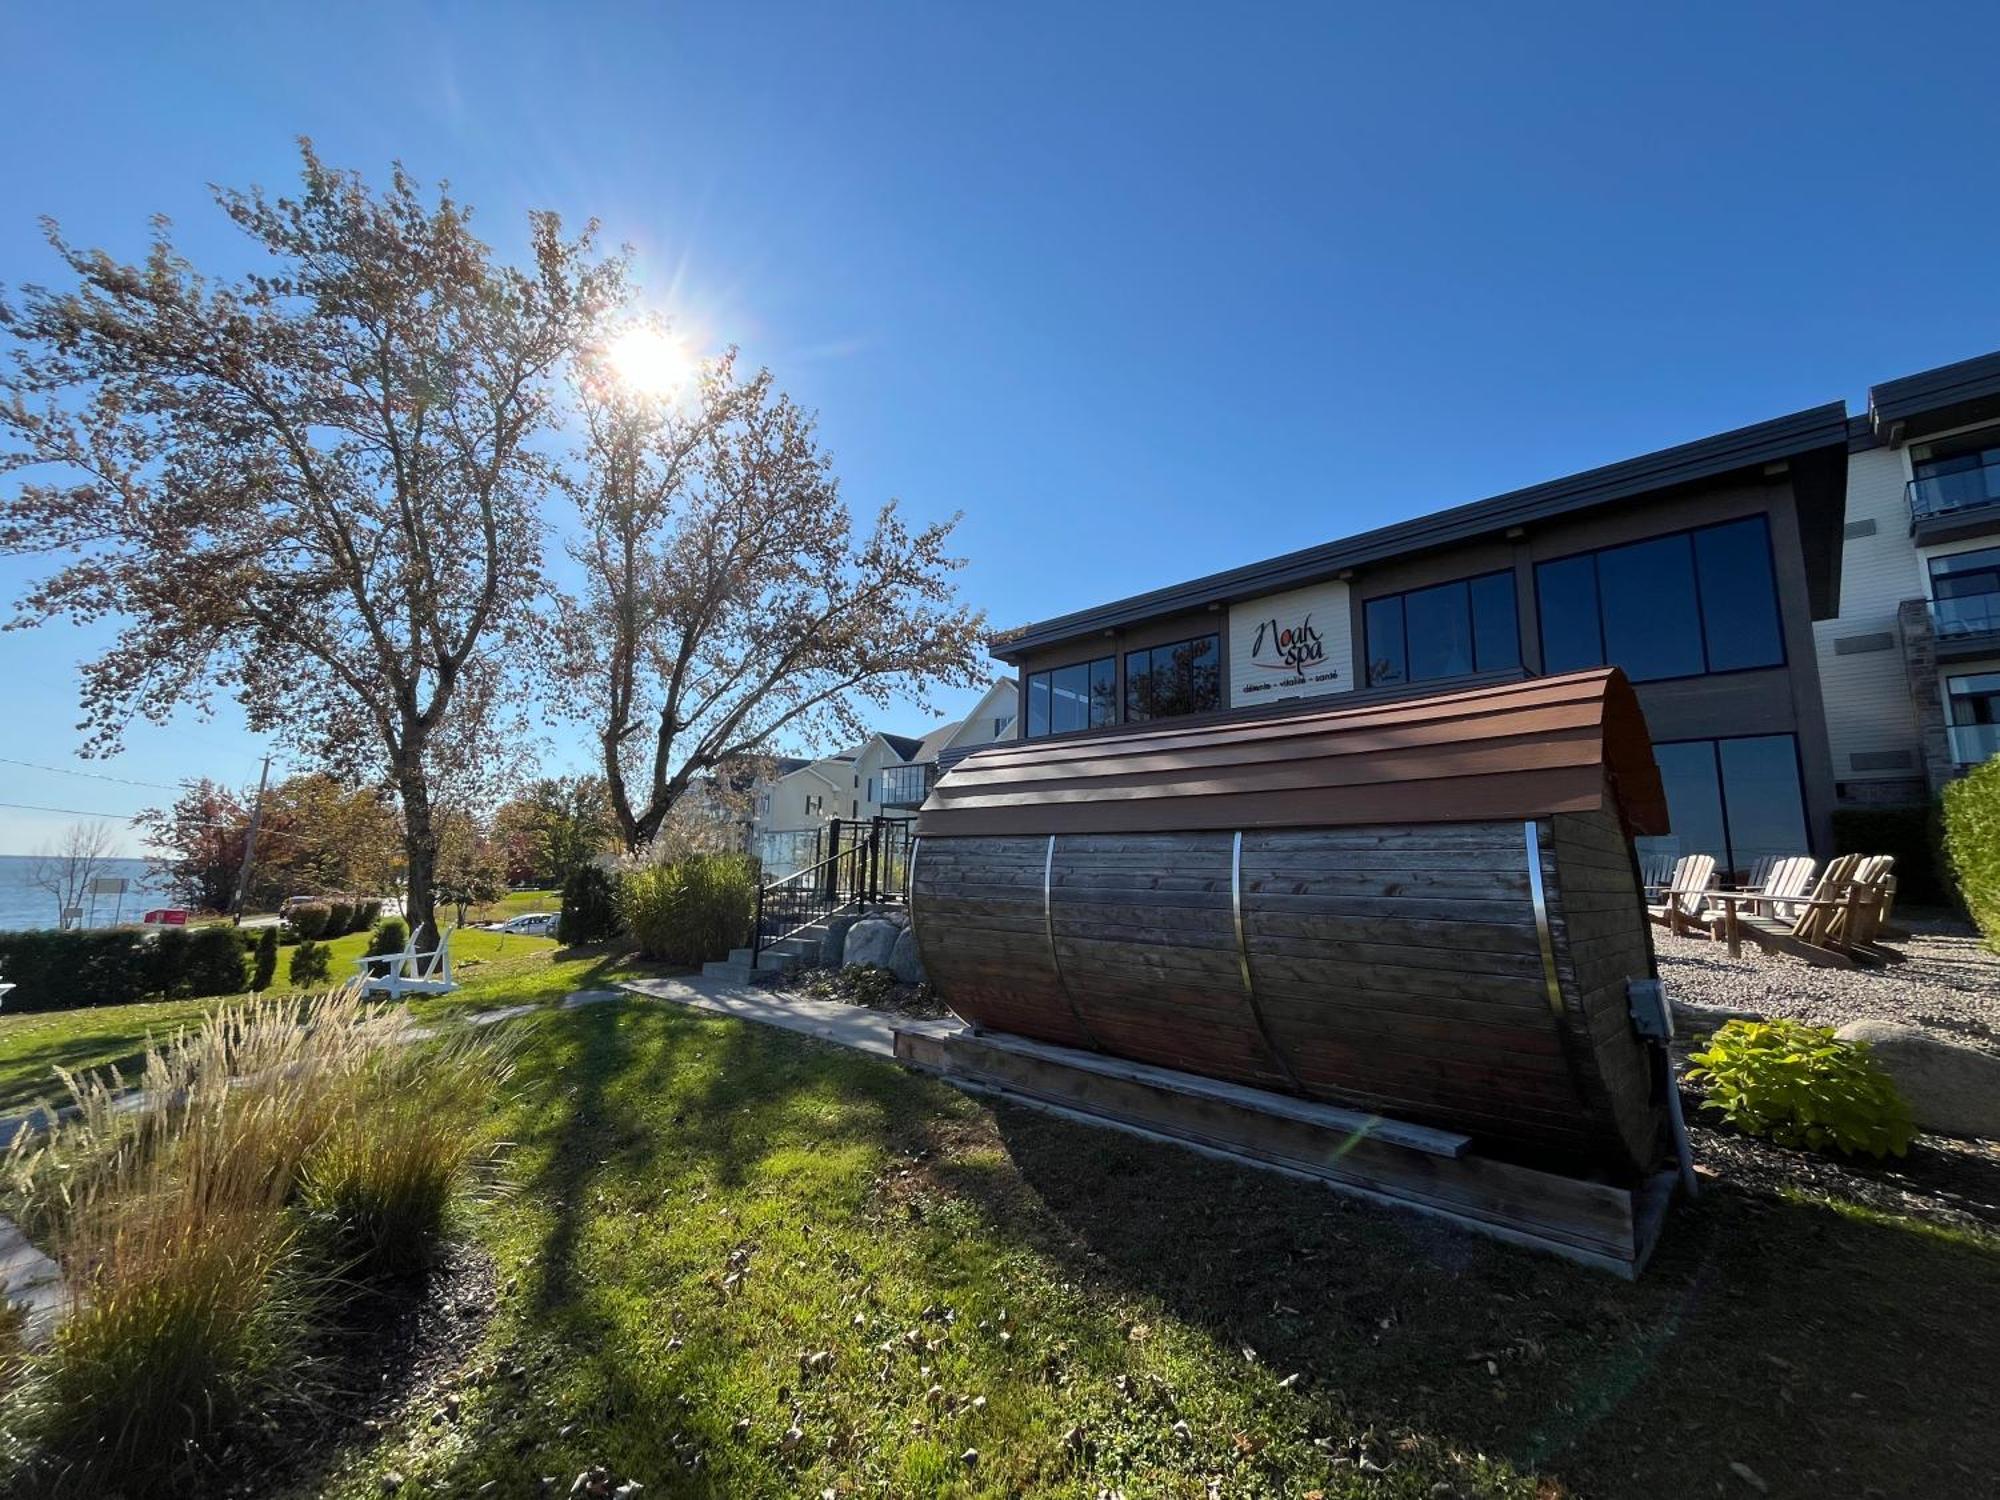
1685 1018 1916 1159
616 852 756 964
0 987 508 1495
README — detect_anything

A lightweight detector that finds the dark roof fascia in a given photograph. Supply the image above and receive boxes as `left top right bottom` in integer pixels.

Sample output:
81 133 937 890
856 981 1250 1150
991 402 1851 660
1870 349 2000 439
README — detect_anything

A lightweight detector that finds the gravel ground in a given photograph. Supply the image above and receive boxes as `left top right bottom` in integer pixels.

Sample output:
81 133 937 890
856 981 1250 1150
1655 923 2000 1056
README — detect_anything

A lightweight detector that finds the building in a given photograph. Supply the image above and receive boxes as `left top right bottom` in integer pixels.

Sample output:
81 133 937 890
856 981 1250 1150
989 406 1856 881
746 679 1019 872
1814 350 2000 804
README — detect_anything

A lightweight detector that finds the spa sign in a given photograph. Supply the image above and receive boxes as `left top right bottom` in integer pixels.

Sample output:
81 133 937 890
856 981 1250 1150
1227 580 1353 707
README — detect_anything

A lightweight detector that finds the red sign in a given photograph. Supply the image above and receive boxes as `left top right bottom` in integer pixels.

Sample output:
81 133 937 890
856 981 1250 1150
143 908 189 926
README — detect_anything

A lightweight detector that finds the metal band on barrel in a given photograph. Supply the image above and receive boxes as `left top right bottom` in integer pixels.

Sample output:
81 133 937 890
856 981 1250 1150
1232 831 1303 1092
1524 819 1566 1016
1045 834 1102 1050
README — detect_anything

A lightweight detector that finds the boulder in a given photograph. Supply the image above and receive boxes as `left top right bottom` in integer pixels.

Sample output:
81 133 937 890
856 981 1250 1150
843 918 901 970
889 926 927 985
1834 1020 2000 1141
820 914 860 967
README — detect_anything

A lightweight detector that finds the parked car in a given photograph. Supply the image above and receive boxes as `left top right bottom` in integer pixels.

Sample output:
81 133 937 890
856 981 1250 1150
499 912 559 937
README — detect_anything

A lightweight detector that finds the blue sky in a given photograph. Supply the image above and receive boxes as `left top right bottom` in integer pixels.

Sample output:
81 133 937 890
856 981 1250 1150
3 1 1998 853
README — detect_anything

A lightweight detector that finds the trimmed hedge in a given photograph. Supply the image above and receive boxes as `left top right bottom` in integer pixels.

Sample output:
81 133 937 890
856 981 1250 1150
1943 758 2000 943
1831 804 1948 907
284 902 332 942
0 925 264 1014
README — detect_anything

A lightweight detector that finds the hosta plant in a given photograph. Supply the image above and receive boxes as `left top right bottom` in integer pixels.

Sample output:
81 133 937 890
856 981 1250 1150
1685 1018 1915 1159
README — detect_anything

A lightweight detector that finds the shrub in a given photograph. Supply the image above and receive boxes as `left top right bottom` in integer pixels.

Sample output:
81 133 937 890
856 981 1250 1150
299 1032 509 1277
1685 1018 1915 1158
251 926 279 991
559 863 621 945
366 915 410 956
183 925 249 998
1943 758 2000 944
352 898 383 933
285 901 331 942
616 853 757 963
0 991 500 1494
288 939 332 987
324 898 355 937
1831 803 1948 906
145 924 193 998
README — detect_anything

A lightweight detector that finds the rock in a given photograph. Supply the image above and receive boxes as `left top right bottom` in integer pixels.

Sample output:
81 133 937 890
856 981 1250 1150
889 927 926 985
843 918 900 969
819 914 860 966
1834 1020 2000 1139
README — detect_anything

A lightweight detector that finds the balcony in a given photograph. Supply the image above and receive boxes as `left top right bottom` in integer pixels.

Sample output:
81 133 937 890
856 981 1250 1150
879 761 934 809
1908 460 2000 545
1949 721 2000 766
1930 594 2000 659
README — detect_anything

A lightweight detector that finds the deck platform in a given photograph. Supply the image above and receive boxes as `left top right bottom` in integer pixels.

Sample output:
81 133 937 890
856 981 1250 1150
892 1022 1676 1278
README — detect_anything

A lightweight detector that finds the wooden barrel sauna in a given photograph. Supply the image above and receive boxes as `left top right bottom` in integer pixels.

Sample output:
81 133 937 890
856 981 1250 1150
909 669 1673 1181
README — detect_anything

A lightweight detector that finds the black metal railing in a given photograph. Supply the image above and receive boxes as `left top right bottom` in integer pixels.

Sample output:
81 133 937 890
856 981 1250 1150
751 816 920 966
1910 460 2000 522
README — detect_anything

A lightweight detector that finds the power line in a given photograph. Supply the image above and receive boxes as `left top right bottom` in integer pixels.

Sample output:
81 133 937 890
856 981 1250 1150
0 798 318 847
0 757 193 792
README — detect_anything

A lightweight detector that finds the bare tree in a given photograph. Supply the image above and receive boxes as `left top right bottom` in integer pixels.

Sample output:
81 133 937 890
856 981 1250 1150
555 346 987 851
0 143 624 937
31 821 116 930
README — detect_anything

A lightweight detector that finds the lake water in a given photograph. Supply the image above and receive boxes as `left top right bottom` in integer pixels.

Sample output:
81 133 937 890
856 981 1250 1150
0 855 178 934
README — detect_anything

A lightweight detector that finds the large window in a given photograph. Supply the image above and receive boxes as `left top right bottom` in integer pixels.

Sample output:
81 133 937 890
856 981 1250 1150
1929 545 2000 640
1364 570 1519 687
1638 733 1809 883
1026 656 1117 738
1125 633 1222 721
1536 516 1784 682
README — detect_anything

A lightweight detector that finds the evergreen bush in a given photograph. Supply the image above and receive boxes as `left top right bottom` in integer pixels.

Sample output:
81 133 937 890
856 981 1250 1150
288 939 332 987
144 926 192 998
251 926 279 991
351 899 384 933
1831 803 1947 906
366 916 410 956
184 925 250 998
284 902 331 942
323 898 355 937
558 864 621 945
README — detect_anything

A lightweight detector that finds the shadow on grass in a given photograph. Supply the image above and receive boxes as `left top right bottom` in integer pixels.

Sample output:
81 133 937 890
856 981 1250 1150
930 1102 2000 1500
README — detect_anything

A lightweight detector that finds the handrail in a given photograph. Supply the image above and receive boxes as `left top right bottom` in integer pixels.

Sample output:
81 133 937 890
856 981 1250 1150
749 816 918 969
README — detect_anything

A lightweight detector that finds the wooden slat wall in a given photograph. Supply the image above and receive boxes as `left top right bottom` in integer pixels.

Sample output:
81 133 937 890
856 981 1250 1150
913 816 1664 1178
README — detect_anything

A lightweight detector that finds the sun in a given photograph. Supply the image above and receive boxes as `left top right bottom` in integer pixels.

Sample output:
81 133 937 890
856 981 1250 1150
605 327 697 399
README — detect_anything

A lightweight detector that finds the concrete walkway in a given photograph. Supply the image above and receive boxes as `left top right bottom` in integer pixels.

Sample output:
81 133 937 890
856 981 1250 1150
619 974 950 1058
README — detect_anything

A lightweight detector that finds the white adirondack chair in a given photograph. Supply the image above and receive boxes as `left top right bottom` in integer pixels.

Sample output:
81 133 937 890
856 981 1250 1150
354 924 458 1000
1645 854 1716 935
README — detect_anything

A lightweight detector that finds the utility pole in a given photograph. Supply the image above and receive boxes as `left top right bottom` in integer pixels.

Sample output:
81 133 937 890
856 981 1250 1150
229 755 271 924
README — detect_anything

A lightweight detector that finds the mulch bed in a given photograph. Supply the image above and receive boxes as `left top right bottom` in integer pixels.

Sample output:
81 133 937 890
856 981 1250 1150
211 1239 499 1498
784 964 950 1020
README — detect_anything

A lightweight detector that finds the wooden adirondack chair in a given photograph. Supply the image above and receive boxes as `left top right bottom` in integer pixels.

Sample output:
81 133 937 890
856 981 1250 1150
354 924 458 1000
1708 854 1894 967
1639 851 1676 896
1702 856 1815 950
1646 853 1716 935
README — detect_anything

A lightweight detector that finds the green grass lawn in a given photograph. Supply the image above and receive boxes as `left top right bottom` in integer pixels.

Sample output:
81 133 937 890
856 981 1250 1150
0 928 649 1114
286 1001 2000 1500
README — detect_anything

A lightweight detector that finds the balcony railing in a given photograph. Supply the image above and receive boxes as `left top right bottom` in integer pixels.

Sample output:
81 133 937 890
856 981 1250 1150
1931 593 2000 644
879 761 934 808
1949 722 2000 766
1909 460 2000 522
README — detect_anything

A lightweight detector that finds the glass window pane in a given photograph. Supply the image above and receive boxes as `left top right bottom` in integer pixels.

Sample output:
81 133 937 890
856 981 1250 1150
1931 545 2000 594
1536 555 1603 674
1652 740 1727 868
1027 674 1051 738
1089 657 1118 726
1717 736 1808 881
1364 596 1406 686
1470 571 1520 672
1695 518 1783 672
1186 634 1221 712
1124 649 1151 721
1050 662 1090 734
1598 535 1704 681
1404 581 1474 681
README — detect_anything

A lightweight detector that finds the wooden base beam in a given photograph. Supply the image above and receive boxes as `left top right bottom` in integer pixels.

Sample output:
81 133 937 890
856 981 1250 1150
894 1023 1677 1278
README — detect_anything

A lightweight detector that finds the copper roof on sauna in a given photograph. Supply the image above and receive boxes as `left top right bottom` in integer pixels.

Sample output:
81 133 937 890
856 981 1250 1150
915 668 1669 839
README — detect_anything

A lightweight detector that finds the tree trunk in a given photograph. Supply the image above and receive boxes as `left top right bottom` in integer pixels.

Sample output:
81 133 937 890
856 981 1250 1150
399 767 440 944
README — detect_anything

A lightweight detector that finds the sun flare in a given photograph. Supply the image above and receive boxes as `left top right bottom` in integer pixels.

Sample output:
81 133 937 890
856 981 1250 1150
605 327 697 399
